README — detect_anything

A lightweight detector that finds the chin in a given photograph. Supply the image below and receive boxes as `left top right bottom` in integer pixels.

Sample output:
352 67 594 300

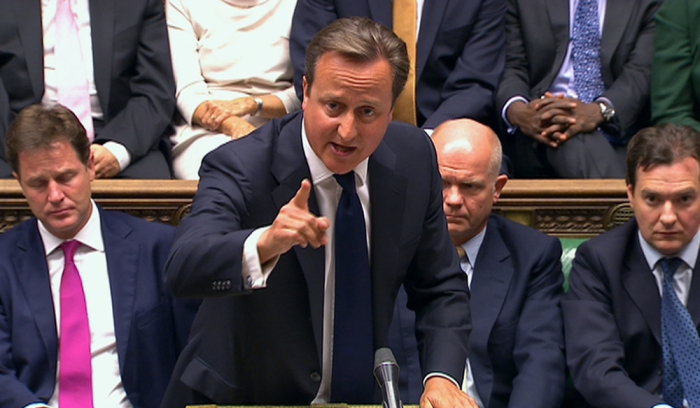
47 221 80 238
656 243 683 256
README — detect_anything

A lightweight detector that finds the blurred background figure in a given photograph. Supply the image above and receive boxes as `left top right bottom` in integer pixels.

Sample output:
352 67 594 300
167 0 301 180
289 0 506 131
0 0 176 179
651 0 700 132
496 0 660 179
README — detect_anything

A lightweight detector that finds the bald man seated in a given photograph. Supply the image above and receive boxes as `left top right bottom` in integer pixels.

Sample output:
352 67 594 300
389 119 567 408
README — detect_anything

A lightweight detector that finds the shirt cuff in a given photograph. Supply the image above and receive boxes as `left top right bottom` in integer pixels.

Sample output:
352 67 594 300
423 372 460 389
595 96 614 109
24 403 51 408
502 96 529 133
178 84 211 126
102 141 131 172
242 226 278 289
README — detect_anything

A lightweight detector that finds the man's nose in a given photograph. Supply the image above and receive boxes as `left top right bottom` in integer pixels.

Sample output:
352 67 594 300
47 180 65 203
337 112 358 141
443 186 462 206
659 200 677 226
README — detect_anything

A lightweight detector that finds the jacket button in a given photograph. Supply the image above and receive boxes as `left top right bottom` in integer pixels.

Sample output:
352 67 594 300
310 372 321 382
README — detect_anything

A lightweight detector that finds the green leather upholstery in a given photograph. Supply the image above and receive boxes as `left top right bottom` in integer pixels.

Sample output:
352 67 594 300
559 238 588 292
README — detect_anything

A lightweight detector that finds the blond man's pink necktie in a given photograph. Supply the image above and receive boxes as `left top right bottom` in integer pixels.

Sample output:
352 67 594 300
55 0 94 141
59 240 94 408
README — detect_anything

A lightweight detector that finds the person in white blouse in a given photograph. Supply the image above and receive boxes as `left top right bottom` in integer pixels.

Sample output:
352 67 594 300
166 0 302 180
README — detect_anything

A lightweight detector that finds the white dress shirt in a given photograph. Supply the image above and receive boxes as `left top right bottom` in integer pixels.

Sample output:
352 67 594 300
29 200 131 408
457 227 487 408
41 0 131 171
638 229 700 306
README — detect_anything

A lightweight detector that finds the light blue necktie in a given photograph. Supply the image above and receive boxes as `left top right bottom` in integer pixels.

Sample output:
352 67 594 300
572 0 605 104
660 257 700 408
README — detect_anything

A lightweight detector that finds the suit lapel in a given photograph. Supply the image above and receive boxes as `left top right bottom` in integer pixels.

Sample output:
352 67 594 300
544 0 570 83
88 0 114 115
415 0 448 79
12 0 44 100
368 142 406 345
270 116 325 364
687 254 700 328
621 237 662 345
600 0 634 84
469 222 513 406
100 208 139 370
14 220 58 371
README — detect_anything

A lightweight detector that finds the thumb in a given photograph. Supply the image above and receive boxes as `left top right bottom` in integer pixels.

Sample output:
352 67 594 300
290 179 312 210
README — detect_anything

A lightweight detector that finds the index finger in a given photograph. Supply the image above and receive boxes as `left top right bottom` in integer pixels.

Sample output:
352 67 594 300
290 179 312 210
537 99 577 113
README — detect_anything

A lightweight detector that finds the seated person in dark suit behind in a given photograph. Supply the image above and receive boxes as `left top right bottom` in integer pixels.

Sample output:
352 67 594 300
651 0 700 132
0 0 176 179
161 17 474 408
289 0 506 129
0 104 197 408
390 119 566 407
496 0 660 178
563 124 700 408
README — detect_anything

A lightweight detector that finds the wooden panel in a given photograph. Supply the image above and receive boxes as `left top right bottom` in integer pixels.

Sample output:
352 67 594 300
0 179 632 238
494 179 631 238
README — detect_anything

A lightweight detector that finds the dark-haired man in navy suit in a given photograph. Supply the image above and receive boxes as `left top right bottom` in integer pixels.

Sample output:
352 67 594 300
564 124 700 407
0 104 195 408
390 119 566 407
161 17 473 408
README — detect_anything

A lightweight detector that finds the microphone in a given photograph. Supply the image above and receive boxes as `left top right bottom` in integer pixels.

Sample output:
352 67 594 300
374 348 403 408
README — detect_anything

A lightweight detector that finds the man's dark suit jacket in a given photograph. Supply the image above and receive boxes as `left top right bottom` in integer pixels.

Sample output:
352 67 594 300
562 219 700 408
390 214 566 407
651 0 700 133
0 208 197 408
160 111 471 406
495 0 660 140
0 0 176 178
289 0 506 129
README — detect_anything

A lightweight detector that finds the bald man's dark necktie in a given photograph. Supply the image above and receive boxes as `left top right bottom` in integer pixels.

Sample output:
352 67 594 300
660 257 700 408
330 172 374 403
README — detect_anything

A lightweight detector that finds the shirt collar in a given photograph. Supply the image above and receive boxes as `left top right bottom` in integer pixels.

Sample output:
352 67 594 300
638 227 700 270
458 226 487 267
301 118 369 186
39 200 104 256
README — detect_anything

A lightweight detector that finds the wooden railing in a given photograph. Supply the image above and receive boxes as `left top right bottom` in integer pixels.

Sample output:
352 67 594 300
0 179 631 238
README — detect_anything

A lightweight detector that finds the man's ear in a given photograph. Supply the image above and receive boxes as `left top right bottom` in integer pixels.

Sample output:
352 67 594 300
302 76 309 110
627 183 635 210
492 174 508 204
